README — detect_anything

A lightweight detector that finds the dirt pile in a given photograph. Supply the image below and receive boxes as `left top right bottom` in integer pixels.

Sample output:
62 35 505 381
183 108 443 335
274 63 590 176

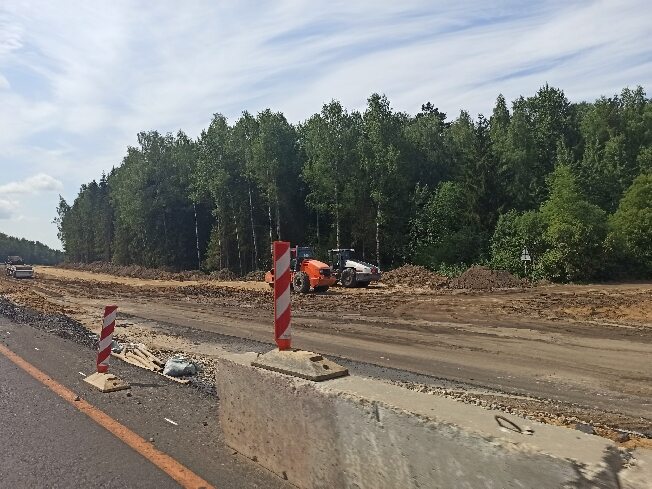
208 269 236 281
242 270 266 281
382 265 449 289
59 262 206 281
449 266 525 290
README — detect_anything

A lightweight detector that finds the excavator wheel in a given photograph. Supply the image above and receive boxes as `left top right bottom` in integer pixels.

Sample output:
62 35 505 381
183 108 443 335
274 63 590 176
313 285 329 293
341 269 356 288
293 271 310 294
357 281 370 288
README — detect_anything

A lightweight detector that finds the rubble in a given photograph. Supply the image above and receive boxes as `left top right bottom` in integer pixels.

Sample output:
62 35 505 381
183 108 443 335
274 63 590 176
0 297 97 349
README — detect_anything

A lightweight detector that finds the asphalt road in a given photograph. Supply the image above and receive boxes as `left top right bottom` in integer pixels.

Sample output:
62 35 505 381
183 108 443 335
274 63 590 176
0 353 178 488
0 316 291 489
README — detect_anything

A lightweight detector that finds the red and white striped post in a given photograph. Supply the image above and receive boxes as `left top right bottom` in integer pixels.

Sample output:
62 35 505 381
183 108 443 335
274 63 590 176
97 305 117 373
273 241 292 350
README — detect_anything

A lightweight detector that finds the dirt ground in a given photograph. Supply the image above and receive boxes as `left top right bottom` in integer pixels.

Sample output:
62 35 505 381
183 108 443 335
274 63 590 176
2 266 651 444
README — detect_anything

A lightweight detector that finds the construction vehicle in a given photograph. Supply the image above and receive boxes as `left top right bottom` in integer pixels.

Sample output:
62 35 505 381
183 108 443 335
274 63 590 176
5 256 34 279
328 249 381 288
265 246 336 293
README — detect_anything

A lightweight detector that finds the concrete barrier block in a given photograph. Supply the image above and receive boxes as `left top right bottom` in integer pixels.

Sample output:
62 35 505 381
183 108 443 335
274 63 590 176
216 352 644 489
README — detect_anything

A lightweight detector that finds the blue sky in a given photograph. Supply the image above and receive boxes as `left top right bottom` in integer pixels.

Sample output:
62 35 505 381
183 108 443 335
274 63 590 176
0 0 650 249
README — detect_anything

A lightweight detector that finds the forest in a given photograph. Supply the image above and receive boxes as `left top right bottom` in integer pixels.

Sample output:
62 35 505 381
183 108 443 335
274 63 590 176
55 85 652 281
0 232 63 265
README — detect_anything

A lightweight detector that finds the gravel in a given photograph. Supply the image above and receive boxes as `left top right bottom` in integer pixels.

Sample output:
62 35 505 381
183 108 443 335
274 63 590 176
0 297 97 349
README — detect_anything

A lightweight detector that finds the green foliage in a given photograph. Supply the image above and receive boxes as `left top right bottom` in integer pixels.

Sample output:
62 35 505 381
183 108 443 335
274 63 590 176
606 173 652 275
409 182 484 268
490 210 545 277
538 165 607 281
56 85 651 282
0 232 63 265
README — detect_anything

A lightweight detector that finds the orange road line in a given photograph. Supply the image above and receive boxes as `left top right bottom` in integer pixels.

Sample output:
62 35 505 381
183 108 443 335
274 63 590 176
0 343 214 489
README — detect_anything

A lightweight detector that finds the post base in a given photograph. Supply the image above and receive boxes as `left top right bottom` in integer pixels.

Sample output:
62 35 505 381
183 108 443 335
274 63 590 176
83 372 130 393
252 349 348 381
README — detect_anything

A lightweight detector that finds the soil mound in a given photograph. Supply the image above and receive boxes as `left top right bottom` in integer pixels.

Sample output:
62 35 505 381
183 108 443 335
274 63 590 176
208 269 237 281
449 265 525 290
382 265 449 289
59 262 207 281
242 270 265 281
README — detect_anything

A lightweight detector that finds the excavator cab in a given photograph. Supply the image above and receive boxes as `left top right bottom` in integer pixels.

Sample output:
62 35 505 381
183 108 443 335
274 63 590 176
294 246 315 270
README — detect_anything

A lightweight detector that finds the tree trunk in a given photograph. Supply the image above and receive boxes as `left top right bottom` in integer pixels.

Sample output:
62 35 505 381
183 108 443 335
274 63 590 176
335 184 340 249
275 193 281 241
267 201 273 244
217 217 223 270
376 203 381 268
233 210 242 276
162 209 169 268
193 203 201 270
248 185 258 269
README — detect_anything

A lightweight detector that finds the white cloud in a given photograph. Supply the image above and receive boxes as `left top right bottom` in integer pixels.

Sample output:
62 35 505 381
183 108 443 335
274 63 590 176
0 0 650 246
0 173 63 195
0 198 18 219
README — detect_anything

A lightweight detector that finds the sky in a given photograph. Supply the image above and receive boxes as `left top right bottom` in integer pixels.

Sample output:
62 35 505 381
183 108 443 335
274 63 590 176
0 1 650 250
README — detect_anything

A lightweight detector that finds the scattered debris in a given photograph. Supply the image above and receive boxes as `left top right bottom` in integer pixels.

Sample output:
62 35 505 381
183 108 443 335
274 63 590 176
164 418 178 426
163 356 197 377
575 422 596 435
110 342 193 384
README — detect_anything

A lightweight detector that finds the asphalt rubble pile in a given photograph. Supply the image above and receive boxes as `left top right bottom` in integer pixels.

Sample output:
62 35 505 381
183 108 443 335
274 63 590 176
382 265 449 289
0 297 97 349
449 265 526 290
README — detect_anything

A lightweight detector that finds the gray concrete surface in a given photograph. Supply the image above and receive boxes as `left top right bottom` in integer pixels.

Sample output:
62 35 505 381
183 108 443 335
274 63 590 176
217 352 650 489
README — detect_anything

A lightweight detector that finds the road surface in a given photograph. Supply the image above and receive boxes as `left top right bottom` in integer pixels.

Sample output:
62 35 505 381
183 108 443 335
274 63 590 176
0 315 291 489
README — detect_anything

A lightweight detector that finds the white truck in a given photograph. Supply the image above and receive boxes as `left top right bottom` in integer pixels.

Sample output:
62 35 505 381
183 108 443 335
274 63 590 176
328 249 381 288
5 256 34 279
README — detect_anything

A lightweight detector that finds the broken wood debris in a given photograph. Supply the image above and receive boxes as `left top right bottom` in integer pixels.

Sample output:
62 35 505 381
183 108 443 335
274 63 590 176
111 343 190 384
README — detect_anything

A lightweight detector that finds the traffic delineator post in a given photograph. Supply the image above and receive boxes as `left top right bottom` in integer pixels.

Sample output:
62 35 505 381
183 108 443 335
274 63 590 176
273 241 292 350
252 242 348 381
98 305 117 373
84 305 130 393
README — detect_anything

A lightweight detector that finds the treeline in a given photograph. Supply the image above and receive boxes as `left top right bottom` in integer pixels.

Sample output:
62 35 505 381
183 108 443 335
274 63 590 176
0 232 63 265
55 85 652 281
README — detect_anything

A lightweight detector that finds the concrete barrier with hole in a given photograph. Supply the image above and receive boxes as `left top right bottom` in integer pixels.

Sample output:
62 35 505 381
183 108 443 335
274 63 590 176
216 352 650 489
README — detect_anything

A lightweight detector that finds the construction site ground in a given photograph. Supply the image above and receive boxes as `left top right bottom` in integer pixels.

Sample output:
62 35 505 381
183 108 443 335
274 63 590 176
2 266 651 444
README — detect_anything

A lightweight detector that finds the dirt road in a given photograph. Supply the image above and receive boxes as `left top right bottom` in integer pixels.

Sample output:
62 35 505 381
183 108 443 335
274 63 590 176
2 266 651 438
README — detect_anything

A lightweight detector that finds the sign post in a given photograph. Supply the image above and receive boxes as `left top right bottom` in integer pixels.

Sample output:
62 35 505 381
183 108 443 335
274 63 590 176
521 247 532 276
84 305 130 392
273 241 292 350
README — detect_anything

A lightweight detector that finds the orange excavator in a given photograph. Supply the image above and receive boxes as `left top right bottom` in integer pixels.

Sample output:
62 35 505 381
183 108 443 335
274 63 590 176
264 246 336 293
